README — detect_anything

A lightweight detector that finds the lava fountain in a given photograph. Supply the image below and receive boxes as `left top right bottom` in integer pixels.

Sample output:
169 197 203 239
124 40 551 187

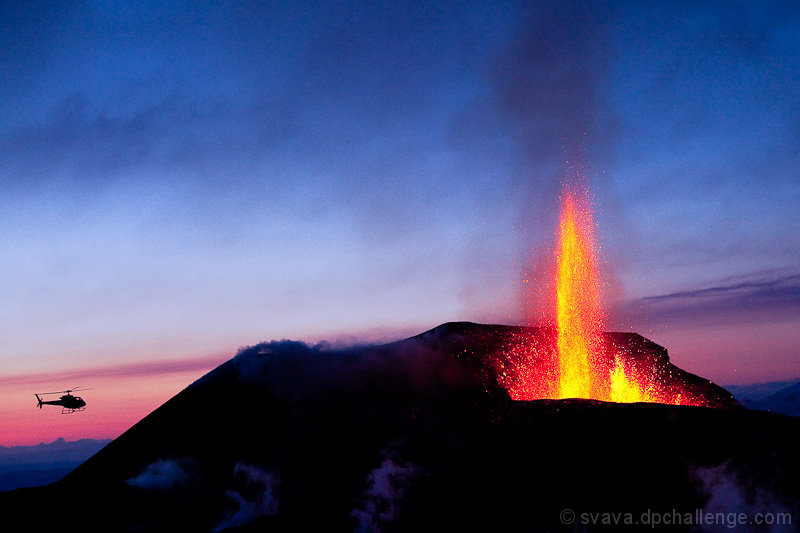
500 182 702 405
555 187 604 399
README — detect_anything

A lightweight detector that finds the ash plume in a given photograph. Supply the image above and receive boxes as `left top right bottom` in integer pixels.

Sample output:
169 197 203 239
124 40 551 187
489 0 617 250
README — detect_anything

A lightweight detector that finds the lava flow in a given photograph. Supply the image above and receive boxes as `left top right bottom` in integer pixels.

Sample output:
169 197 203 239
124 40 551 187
501 183 702 406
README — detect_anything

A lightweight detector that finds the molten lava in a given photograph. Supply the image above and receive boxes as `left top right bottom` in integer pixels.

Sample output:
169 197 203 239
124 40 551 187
501 183 704 406
555 189 603 399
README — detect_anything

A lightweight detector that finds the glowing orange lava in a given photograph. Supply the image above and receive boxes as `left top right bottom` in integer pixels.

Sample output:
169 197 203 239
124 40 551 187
501 182 702 405
555 189 605 399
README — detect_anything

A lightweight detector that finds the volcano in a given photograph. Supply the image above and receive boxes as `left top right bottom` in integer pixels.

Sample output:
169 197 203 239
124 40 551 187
2 322 799 532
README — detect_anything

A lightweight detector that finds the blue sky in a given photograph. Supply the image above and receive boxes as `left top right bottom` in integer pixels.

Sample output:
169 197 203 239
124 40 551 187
1 0 798 388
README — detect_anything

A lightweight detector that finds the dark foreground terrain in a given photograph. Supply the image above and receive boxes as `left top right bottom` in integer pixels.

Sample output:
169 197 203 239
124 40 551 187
2 323 797 532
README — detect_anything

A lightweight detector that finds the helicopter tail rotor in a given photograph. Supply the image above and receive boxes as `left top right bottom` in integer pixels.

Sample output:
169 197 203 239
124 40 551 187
35 394 43 408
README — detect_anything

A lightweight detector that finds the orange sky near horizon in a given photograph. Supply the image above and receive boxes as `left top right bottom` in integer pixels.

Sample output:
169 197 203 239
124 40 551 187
0 356 224 447
1 314 798 448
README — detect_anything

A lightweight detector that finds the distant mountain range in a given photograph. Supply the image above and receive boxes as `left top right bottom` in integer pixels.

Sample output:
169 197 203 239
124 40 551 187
1 323 798 532
728 380 800 417
0 438 111 491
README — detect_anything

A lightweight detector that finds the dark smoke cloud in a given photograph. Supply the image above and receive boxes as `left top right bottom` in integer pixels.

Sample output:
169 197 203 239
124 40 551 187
448 0 622 322
493 1 614 161
487 0 617 243
230 336 483 401
478 0 800 274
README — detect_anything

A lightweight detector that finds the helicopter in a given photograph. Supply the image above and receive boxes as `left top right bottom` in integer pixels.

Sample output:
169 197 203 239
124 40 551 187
34 388 91 414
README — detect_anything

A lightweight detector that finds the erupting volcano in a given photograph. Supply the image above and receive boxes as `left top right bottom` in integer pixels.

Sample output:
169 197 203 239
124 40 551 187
0 217 747 531
501 183 706 406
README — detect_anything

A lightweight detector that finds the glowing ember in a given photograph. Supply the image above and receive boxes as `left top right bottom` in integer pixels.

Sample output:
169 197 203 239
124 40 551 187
502 182 704 406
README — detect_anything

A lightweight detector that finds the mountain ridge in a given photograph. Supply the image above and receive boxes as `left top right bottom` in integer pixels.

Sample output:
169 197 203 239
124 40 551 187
4 322 797 532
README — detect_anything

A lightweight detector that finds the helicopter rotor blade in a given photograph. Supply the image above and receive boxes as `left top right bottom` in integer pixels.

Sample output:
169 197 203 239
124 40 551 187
33 387 94 395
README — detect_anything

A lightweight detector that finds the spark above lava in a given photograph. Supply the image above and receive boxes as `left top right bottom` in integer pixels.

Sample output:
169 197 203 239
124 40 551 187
500 182 704 406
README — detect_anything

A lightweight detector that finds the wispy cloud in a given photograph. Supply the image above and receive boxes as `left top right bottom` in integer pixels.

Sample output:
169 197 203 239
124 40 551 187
617 269 800 326
0 92 296 190
0 355 223 388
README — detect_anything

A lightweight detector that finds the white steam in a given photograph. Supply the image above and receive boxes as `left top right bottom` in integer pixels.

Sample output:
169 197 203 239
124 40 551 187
126 459 188 490
213 463 279 532
351 457 418 532
695 462 796 533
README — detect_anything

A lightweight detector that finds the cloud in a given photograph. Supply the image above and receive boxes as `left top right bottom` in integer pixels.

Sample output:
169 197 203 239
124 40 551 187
618 270 800 327
126 459 189 490
213 463 279 532
641 272 800 307
694 461 796 533
0 92 296 190
0 355 223 389
351 456 418 532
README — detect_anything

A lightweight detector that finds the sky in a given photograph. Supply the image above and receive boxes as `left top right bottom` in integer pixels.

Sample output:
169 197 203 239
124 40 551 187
1 0 799 446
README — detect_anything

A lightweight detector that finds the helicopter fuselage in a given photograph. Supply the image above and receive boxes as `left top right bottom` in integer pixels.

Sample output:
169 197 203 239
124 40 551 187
36 394 86 411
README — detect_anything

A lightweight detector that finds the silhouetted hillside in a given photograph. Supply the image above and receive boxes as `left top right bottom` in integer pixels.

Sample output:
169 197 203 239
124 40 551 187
2 323 797 532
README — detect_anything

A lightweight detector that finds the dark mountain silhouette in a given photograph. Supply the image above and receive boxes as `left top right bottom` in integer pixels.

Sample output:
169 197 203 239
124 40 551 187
2 323 798 532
